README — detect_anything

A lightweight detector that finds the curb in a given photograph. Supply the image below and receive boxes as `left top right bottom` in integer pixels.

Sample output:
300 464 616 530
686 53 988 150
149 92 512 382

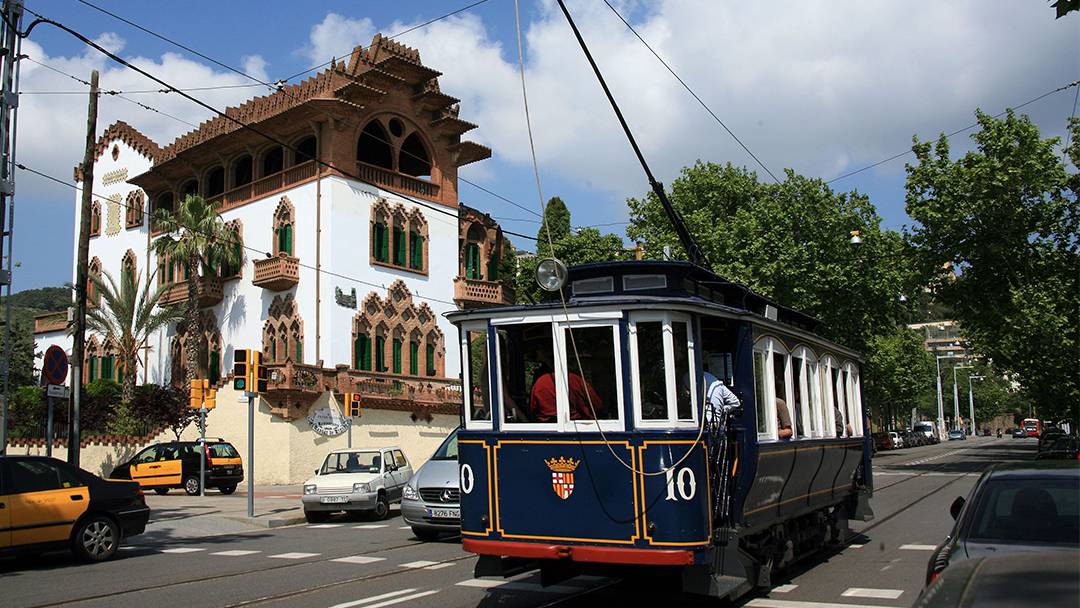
222 514 306 528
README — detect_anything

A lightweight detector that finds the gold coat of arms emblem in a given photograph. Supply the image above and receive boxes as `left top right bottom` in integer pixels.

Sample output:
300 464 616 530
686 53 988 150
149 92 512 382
544 456 580 500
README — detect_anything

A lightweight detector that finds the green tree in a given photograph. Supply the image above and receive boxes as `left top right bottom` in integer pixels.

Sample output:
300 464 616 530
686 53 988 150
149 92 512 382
85 268 183 402
905 111 1078 424
152 194 241 390
863 327 936 429
536 196 571 257
130 383 195 440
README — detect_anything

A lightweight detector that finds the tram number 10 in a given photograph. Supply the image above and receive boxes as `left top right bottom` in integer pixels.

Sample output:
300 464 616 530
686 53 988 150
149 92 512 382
664 467 697 501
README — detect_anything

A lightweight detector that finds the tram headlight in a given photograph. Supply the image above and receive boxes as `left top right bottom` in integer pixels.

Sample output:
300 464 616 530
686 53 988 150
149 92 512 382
536 258 568 292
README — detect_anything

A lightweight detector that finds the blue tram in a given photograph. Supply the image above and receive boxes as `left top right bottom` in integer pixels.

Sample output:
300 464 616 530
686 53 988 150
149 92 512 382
448 260 873 599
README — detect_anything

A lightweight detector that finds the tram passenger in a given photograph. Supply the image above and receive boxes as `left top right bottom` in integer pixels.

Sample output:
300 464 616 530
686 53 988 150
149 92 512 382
776 398 794 439
528 344 603 422
702 362 740 424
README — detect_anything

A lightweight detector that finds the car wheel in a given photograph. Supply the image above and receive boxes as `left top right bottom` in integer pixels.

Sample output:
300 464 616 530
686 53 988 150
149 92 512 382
305 510 330 523
184 475 202 496
153 488 169 495
372 494 390 520
72 515 120 562
411 526 441 541
219 485 237 495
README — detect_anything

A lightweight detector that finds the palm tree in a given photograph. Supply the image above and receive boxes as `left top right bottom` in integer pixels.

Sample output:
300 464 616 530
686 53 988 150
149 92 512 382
151 194 241 390
86 268 184 402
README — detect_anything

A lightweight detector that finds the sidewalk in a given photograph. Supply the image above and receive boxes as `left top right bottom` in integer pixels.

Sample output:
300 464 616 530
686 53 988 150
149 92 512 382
139 484 307 544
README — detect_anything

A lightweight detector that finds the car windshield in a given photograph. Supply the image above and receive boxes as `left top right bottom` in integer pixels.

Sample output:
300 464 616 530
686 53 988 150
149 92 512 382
431 429 459 460
969 477 1080 545
321 452 381 475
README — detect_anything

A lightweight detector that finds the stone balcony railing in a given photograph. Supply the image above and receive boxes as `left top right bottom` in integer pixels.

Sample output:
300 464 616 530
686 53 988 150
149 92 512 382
453 277 515 308
260 359 461 420
158 276 224 308
355 161 440 200
252 253 300 291
34 311 68 334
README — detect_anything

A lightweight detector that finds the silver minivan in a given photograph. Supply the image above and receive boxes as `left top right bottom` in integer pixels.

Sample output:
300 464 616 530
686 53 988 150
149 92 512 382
401 428 459 540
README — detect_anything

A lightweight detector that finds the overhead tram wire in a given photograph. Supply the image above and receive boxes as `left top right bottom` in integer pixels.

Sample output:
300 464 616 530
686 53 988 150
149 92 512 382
1063 77 1079 162
602 0 780 185
14 161 461 307
826 78 1080 185
74 0 540 219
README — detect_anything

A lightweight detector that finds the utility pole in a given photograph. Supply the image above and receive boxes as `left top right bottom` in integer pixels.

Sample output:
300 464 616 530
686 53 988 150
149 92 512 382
0 0 23 456
69 70 99 467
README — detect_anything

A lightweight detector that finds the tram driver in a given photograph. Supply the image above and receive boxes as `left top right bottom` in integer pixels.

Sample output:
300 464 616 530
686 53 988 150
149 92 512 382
528 342 604 422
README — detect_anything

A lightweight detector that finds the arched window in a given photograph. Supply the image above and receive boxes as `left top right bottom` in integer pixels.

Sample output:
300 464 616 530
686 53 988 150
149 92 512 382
820 355 843 437
180 179 198 200
792 346 822 438
85 336 100 382
753 337 796 441
357 120 393 170
398 132 431 178
232 154 253 188
264 294 303 364
409 334 420 376
293 136 316 165
155 192 174 215
125 190 145 228
121 250 137 299
261 147 284 177
273 198 294 257
371 200 390 264
391 209 407 267
353 283 443 377
88 257 102 307
464 223 486 280
354 330 372 371
89 201 101 237
392 329 404 375
408 212 426 271
425 342 436 377
211 220 243 278
205 167 225 197
374 325 387 372
843 361 863 437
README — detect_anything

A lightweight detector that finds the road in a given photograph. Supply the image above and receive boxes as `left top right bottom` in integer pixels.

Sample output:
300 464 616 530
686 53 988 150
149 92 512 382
0 436 1038 608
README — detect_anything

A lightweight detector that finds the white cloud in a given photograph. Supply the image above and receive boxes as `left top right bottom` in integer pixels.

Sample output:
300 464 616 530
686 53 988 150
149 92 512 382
300 12 377 66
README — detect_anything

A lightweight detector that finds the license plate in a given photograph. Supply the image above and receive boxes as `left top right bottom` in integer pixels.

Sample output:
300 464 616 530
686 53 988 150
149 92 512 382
320 496 349 504
427 507 459 519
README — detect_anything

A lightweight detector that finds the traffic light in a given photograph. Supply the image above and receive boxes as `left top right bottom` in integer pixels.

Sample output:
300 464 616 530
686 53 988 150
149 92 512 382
344 392 361 417
233 349 249 390
204 387 217 410
189 379 208 409
248 350 268 393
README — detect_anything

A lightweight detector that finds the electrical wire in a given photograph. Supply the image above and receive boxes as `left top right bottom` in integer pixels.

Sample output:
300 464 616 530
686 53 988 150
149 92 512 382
602 0 780 185
1063 78 1079 162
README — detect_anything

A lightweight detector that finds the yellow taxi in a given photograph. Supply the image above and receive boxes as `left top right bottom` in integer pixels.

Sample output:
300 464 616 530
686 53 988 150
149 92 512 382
110 438 243 495
1 455 149 562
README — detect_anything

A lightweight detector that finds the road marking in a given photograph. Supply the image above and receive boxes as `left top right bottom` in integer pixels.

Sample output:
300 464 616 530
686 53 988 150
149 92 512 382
332 556 388 564
842 588 904 599
425 563 455 570
773 584 798 593
747 600 897 608
400 560 440 568
119 545 141 551
309 524 345 529
399 526 412 530
269 552 321 559
328 589 423 608
847 544 864 549
211 550 261 556
900 544 937 551
456 579 580 593
160 547 205 554
354 524 389 529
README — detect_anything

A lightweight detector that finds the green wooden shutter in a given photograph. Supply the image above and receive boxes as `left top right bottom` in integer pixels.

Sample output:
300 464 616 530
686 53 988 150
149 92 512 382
362 335 371 370
375 336 386 371
380 225 389 262
466 244 481 279
354 336 362 369
426 344 435 376
282 336 289 361
392 339 402 374
270 339 277 362
285 224 293 256
393 227 405 266
410 232 423 269
89 356 97 381
296 338 303 363
409 341 419 375
102 356 114 381
209 351 220 384
372 225 381 261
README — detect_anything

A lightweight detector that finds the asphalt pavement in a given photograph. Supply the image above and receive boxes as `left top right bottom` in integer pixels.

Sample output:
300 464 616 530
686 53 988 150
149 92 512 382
0 435 1041 608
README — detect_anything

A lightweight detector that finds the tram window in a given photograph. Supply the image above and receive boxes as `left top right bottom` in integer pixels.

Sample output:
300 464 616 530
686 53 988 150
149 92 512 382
793 355 806 438
753 349 768 436
564 326 617 421
672 321 693 421
466 329 491 422
772 351 793 439
637 321 668 421
832 366 849 437
497 322 556 425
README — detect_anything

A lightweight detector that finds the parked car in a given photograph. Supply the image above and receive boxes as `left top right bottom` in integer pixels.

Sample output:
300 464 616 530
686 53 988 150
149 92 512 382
948 429 966 441
889 431 904 449
301 447 413 523
913 552 1077 608
1038 428 1066 453
872 432 895 451
110 438 243 495
1012 428 1027 438
925 461 1079 585
1035 436 1079 461
1 455 149 562
401 428 460 540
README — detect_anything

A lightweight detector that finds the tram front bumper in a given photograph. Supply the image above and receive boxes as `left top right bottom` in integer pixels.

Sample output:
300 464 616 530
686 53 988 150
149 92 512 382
463 538 696 566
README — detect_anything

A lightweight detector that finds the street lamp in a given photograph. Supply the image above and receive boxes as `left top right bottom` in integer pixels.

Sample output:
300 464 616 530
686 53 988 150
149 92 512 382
936 354 963 439
968 375 983 436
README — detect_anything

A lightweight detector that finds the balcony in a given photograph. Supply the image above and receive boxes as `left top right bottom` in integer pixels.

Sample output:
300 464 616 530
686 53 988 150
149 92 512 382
453 277 515 309
252 253 299 291
355 161 440 200
34 311 68 334
158 276 223 308
206 160 318 213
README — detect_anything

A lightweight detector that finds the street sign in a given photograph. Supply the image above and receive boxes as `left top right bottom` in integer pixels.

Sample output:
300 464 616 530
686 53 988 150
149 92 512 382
46 384 70 399
43 345 68 385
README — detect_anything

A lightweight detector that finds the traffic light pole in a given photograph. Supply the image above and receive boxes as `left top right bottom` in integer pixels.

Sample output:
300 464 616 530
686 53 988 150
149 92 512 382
199 407 206 497
247 392 254 518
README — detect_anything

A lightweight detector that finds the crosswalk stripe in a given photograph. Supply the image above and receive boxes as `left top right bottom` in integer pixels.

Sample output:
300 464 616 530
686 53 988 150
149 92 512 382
425 563 455 570
160 548 205 554
328 589 419 608
842 587 904 599
212 550 261 556
455 579 580 594
269 552 321 559
354 524 389 529
332 556 387 564
772 584 798 593
309 524 344 529
899 544 936 550
747 600 897 608
400 560 439 569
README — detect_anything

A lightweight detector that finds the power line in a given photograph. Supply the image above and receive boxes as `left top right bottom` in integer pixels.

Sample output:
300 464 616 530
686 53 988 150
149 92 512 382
827 79 1080 185
602 0 780 185
73 0 541 220
20 84 264 94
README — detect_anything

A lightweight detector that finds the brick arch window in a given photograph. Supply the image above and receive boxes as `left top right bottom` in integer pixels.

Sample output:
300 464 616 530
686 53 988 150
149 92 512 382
406 209 428 272
463 223 485 280
261 146 284 177
89 200 102 237
357 120 394 170
154 192 175 224
84 335 100 382
370 198 427 274
232 154 253 188
273 197 295 257
125 190 145 228
169 333 185 387
205 166 225 197
391 207 408 267
399 132 431 178
351 281 444 377
371 198 391 264
263 294 303 364
180 179 198 201
121 250 137 298
293 135 317 166
88 257 102 307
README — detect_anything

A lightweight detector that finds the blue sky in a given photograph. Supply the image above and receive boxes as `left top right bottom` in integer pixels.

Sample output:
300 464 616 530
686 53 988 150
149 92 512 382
10 1 1079 290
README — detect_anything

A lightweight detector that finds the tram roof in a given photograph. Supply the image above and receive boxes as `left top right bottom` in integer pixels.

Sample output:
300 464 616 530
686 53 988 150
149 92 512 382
448 260 822 333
